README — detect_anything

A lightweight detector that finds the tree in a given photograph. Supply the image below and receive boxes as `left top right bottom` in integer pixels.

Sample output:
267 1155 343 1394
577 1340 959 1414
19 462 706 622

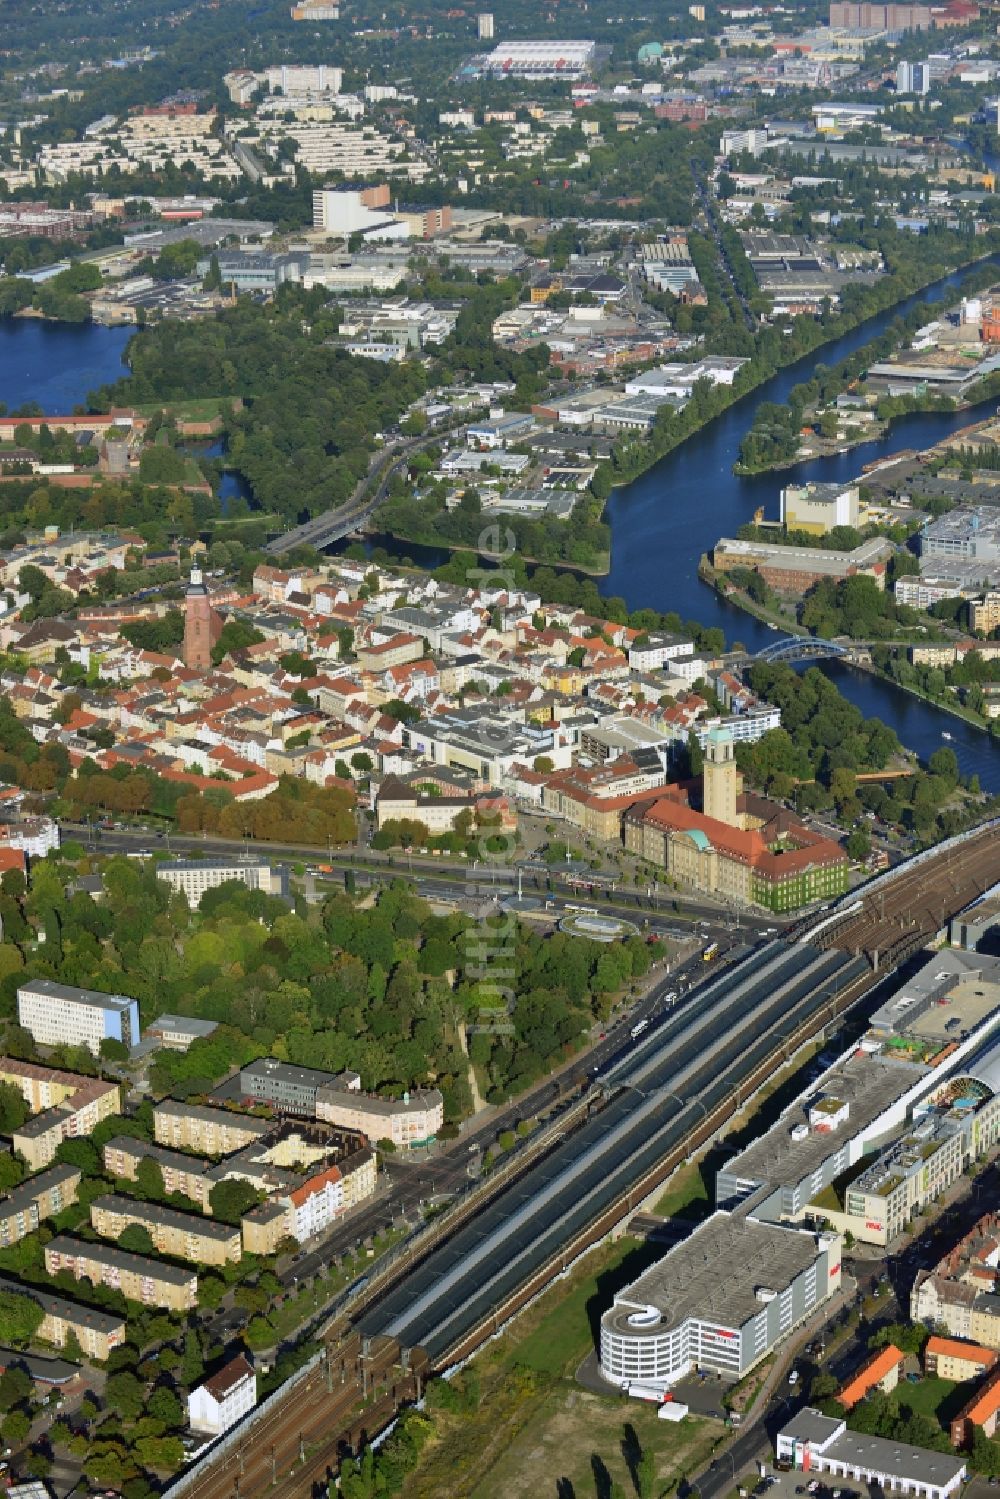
55 1138 100 1175
134 1434 184 1470
209 1177 261 1224
845 828 870 862
0 1366 31 1410
146 1386 183 1429
118 1224 156 1255
0 1291 44 1346
2 1409 30 1446
100 1037 129 1063
105 1371 145 1421
135 1156 165 1200
0 1082 27 1133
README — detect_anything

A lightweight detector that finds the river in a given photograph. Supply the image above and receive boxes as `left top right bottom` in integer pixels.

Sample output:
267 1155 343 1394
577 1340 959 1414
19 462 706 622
2 270 1000 787
605 258 1000 790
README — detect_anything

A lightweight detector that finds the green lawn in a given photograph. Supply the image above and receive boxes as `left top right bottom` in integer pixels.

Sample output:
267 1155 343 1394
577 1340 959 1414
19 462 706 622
652 1160 711 1221
134 397 233 421
501 1237 644 1378
890 1375 957 1425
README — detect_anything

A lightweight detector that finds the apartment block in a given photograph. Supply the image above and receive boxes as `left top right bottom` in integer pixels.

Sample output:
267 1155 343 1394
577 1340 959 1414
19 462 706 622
45 1234 198 1311
0 1058 120 1171
90 1195 242 1266
0 1165 80 1246
315 1079 443 1149
970 593 1000 635
154 1100 271 1155
926 1336 997 1382
0 1274 124 1359
17 978 139 1056
102 1137 210 1208
913 1212 1000 1346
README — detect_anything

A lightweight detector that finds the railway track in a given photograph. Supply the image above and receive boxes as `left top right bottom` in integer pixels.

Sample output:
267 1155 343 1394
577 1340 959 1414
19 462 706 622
167 827 1000 1499
818 822 1000 963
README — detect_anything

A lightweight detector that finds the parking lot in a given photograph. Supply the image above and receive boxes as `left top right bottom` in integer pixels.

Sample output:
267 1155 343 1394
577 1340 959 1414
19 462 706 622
739 1467 864 1499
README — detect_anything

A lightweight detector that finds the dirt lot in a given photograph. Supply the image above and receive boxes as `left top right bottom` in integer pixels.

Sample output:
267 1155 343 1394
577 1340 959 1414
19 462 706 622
468 1384 720 1499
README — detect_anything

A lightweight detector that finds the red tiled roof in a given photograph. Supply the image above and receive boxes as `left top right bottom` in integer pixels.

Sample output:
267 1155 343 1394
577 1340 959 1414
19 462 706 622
837 1345 904 1409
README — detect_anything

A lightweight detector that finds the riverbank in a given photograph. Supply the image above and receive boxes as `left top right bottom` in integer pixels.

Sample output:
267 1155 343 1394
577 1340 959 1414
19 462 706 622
359 523 611 576
706 563 996 738
731 260 1000 478
597 249 1000 502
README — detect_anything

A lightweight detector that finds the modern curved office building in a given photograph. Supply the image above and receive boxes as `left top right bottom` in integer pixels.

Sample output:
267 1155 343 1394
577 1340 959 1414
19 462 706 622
599 1212 842 1388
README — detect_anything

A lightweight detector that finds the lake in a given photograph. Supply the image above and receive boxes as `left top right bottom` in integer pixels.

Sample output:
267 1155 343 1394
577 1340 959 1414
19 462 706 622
0 318 131 414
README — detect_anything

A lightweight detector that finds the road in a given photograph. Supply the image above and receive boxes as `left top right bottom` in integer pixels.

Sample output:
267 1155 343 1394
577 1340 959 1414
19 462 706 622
60 819 787 940
262 412 474 555
693 1151 1000 1499
357 942 868 1360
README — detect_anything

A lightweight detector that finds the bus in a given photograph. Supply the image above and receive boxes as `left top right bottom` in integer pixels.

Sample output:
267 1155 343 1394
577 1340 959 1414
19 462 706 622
631 1018 649 1040
702 941 719 962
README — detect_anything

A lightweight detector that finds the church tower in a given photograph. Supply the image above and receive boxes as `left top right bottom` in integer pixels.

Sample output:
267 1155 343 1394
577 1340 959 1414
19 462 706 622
703 726 738 827
183 565 219 673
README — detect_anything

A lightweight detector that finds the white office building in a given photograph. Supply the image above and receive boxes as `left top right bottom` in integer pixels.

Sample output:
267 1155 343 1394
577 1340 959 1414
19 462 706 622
17 980 139 1056
264 64 343 94
152 859 286 907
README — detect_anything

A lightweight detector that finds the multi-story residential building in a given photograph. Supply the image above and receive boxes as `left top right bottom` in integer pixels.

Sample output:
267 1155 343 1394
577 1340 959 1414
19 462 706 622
0 1165 80 1246
0 1058 120 1171
952 1365 1000 1448
970 593 1000 635
836 1345 905 1408
17 979 139 1056
315 1076 443 1149
90 1195 242 1266
188 1354 257 1436
913 1211 1000 1345
154 1101 271 1155
45 1236 198 1311
627 632 695 671
925 1336 996 1382
103 1137 211 1207
152 859 286 907
0 1274 125 1359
